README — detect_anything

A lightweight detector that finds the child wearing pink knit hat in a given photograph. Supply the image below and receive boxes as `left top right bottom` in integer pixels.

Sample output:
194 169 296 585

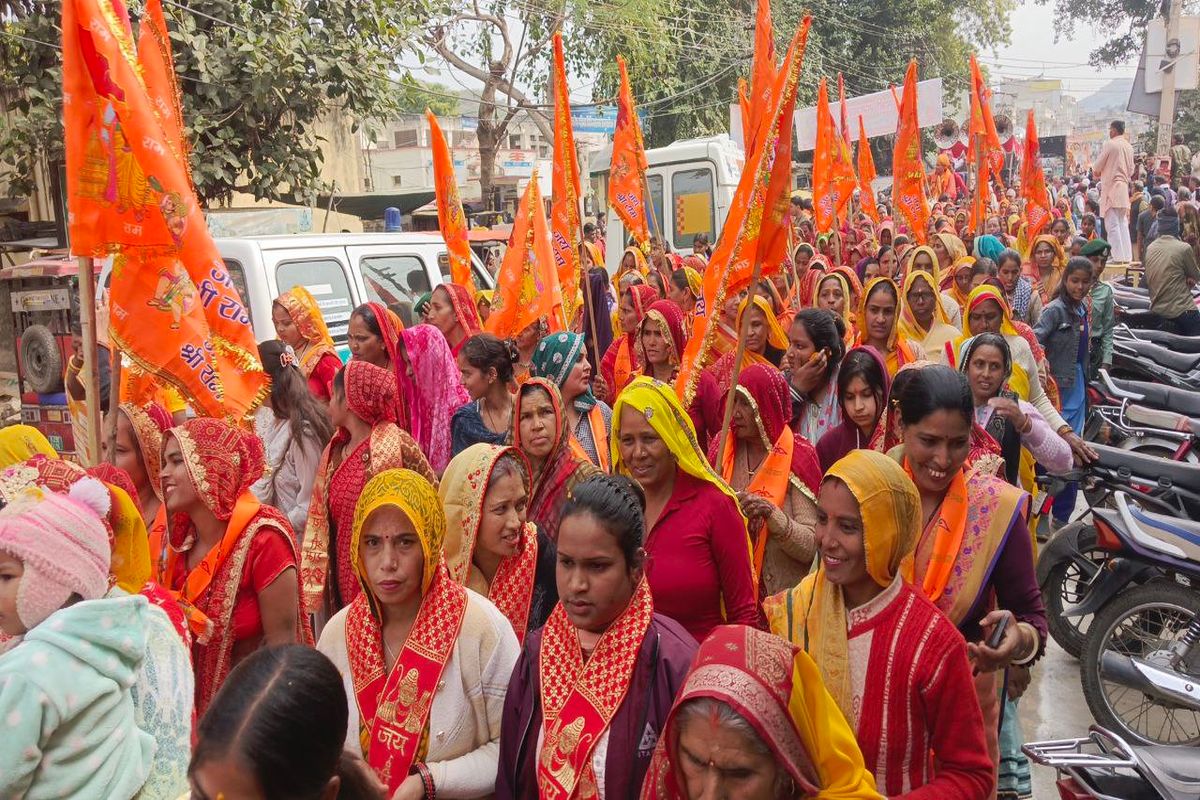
0 480 154 798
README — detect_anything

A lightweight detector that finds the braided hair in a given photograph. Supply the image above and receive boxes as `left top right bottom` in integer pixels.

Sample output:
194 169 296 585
561 474 647 569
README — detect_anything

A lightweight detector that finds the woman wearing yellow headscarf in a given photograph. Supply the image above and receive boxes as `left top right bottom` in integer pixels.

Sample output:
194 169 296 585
1024 234 1067 308
932 231 968 274
906 245 963 329
614 245 650 294
272 285 343 402
0 424 56 469
439 443 557 643
611 377 758 642
898 270 961 365
856 277 925 376
815 269 861 345
316 468 520 798
766 450 994 799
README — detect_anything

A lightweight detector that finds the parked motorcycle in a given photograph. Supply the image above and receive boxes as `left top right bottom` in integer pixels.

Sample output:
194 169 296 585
1075 492 1200 746
1111 338 1200 391
1023 726 1200 800
1085 370 1200 463
1037 445 1200 659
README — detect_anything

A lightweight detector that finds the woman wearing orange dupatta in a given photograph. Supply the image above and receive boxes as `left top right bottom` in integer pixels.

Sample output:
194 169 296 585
111 401 172 582
856 276 924 376
943 255 977 318
273 286 344 402
892 365 1047 781
1024 234 1067 309
299 361 436 619
161 418 310 715
641 624 881 800
498 474 698 800
316 469 520 798
427 282 484 357
513 378 598 543
599 284 659 404
440 444 558 642
710 363 822 596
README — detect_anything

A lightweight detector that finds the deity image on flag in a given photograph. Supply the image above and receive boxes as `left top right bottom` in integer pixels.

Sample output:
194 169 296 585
146 260 199 330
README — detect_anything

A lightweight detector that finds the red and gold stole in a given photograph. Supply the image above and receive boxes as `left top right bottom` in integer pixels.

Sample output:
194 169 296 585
347 567 467 793
487 522 540 644
719 427 794 578
537 579 653 799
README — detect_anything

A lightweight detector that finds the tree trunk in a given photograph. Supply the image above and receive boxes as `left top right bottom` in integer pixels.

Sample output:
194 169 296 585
476 79 501 210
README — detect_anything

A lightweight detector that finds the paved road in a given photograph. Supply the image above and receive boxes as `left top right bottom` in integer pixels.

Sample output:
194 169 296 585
1022 636 1096 798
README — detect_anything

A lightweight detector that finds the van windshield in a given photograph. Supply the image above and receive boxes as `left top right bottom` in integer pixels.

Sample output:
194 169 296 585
360 255 430 328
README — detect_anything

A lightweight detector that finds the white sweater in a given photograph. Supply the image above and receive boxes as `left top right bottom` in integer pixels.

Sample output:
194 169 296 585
317 590 520 799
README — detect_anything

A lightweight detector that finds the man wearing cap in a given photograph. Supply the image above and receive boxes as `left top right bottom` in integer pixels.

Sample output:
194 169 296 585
1082 238 1115 377
1144 207 1200 335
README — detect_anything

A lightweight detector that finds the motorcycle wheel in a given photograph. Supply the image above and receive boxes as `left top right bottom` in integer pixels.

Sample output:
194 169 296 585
1043 523 1104 659
1080 581 1200 746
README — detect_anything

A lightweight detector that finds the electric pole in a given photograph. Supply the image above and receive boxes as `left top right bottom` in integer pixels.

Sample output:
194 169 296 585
1156 0 1184 157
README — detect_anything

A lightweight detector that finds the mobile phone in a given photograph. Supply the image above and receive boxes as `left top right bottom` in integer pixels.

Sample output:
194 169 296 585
985 614 1010 650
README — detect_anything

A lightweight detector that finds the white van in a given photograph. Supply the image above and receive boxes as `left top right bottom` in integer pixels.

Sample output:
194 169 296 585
214 233 494 357
588 134 744 272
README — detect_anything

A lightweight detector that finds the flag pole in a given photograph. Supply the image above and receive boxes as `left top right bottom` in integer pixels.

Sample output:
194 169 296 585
714 257 766 469
104 347 122 461
76 256 103 465
580 247 604 381
642 172 666 276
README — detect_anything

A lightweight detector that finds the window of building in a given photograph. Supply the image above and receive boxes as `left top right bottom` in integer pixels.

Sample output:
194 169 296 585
274 259 356 341
391 175 404 187
507 133 523 149
393 128 419 148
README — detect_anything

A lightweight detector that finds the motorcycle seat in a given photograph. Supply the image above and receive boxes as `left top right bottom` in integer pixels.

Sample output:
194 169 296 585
1117 328 1200 354
1092 443 1200 494
1133 744 1200 799
1107 378 1200 418
1129 505 1200 563
1119 340 1200 374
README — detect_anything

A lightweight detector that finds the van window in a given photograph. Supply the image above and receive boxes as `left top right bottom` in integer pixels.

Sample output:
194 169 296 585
274 259 355 340
436 251 493 291
671 168 716 251
645 174 664 245
221 259 250 311
360 255 430 327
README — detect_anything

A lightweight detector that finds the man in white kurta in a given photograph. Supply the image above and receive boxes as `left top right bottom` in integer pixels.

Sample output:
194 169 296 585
1092 120 1135 262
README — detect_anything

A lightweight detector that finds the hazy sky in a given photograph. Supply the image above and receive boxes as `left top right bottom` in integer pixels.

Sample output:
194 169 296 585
982 4 1140 98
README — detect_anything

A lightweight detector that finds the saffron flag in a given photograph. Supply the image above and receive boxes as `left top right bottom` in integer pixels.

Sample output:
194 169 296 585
487 173 564 339
738 78 753 151
63 0 265 420
427 110 475 295
968 54 1005 187
550 33 583 328
970 144 992 233
832 75 858 222
678 17 810 403
744 0 777 154
857 116 880 223
609 55 650 247
891 61 930 245
812 78 855 233
1021 109 1052 242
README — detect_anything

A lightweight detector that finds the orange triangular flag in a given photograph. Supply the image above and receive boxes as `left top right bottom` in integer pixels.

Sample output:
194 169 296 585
550 33 583 326
813 78 856 232
428 110 475 294
891 60 930 244
609 55 650 247
969 54 1005 188
857 116 880 223
745 0 777 154
678 17 811 403
486 174 564 339
1021 109 1052 242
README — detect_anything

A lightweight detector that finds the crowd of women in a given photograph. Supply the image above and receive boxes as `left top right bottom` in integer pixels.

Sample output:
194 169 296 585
0 193 1116 800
